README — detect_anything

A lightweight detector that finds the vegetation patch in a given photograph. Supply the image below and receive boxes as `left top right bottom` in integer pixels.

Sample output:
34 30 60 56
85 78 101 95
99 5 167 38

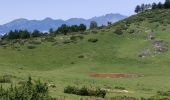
114 28 124 35
114 86 126 90
0 75 12 83
157 91 170 96
78 55 85 58
0 40 8 46
88 38 98 43
27 45 36 49
29 40 41 45
70 35 84 41
64 86 106 98
0 77 54 100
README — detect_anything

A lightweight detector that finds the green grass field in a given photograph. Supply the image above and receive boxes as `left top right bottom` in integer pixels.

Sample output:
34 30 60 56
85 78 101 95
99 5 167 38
1 10 170 99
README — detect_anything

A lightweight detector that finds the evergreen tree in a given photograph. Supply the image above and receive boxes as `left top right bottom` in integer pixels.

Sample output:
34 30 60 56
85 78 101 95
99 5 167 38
70 25 79 32
32 30 42 37
90 21 98 29
8 30 19 39
19 30 30 39
79 24 86 32
152 3 158 9
57 24 70 35
158 2 164 9
141 4 145 11
49 28 54 34
135 5 141 13
164 0 170 8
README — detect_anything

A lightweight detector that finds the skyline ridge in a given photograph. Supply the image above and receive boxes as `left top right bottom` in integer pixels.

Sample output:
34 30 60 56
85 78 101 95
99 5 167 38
0 0 164 24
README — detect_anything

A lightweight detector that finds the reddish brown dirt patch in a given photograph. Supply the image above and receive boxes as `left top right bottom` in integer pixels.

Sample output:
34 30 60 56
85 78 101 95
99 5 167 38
90 73 143 78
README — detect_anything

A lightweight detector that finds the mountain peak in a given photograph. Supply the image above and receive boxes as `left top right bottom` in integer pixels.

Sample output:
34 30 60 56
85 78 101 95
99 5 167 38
0 13 127 34
43 17 54 21
11 18 28 23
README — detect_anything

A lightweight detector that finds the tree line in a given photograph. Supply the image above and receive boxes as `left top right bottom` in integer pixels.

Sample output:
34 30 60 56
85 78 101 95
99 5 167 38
55 23 86 35
2 29 45 40
2 23 88 40
135 0 170 13
1 21 100 40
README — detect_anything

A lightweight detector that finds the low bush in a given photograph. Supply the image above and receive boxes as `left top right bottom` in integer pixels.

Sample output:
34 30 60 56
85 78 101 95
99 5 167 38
88 38 98 43
18 40 26 46
114 86 126 90
91 30 98 34
64 86 79 94
157 91 170 96
11 45 20 49
64 86 106 98
0 75 11 83
101 29 106 32
27 45 36 49
114 28 123 35
128 29 135 34
29 40 41 45
0 40 8 46
0 77 54 100
44 37 56 42
70 35 84 41
63 40 73 44
78 55 84 58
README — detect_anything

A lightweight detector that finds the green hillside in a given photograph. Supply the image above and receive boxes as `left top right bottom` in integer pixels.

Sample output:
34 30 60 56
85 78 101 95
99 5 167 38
1 9 170 99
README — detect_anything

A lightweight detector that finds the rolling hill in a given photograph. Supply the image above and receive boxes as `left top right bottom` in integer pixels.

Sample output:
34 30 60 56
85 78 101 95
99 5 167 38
0 9 170 99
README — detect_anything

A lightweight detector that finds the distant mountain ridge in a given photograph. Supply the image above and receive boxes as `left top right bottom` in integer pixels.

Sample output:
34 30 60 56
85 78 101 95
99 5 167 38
0 13 127 34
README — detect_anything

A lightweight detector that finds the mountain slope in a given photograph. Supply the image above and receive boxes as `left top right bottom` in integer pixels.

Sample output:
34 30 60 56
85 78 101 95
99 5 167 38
0 13 126 34
1 9 170 99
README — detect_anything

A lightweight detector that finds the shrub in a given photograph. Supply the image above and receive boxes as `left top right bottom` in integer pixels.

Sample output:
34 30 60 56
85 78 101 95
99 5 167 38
29 40 41 45
63 40 73 44
157 91 170 96
114 28 123 35
11 45 20 49
94 89 106 98
0 40 8 46
0 77 54 100
91 30 98 34
0 75 11 83
27 45 36 49
70 35 84 41
79 86 89 96
78 55 84 58
64 86 78 94
88 38 98 43
44 37 56 42
128 29 135 34
18 40 26 46
64 86 106 98
114 86 126 90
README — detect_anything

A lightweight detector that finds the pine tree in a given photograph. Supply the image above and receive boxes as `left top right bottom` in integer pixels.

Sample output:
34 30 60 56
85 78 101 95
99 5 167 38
164 0 170 8
152 3 157 9
90 21 98 29
135 5 141 13
158 2 164 9
79 24 86 32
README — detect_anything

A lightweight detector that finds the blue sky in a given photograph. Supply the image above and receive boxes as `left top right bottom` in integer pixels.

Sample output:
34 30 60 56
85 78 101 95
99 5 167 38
0 0 164 24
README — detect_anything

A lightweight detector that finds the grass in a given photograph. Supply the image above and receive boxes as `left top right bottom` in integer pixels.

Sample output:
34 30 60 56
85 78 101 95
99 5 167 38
0 9 170 99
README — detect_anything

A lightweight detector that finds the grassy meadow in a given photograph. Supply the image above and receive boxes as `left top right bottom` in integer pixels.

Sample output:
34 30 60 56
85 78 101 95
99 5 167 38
1 10 170 99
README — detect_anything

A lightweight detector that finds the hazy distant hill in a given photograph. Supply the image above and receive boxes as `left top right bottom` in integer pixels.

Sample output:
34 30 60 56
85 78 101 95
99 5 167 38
0 13 126 34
